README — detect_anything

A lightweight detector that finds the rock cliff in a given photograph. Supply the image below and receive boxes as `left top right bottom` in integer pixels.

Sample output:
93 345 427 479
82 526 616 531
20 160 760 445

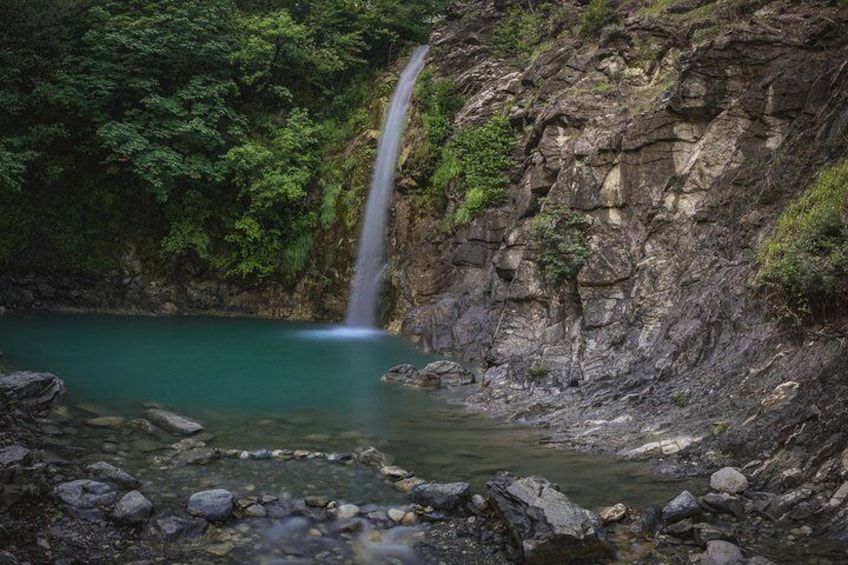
385 0 848 537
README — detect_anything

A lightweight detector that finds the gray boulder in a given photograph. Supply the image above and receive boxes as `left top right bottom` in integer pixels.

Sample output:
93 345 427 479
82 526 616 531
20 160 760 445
408 482 471 511
112 490 154 524
144 408 205 435
380 364 441 388
700 540 745 564
709 468 748 494
0 445 31 468
421 360 476 386
0 371 64 410
662 491 701 524
487 473 613 564
55 479 119 520
186 488 233 521
86 461 141 489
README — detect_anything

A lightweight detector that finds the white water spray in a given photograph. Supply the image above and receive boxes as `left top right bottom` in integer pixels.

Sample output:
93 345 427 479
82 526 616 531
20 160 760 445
345 45 429 328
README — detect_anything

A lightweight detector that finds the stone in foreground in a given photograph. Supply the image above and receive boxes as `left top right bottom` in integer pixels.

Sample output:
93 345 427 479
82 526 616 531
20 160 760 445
0 371 65 410
662 491 701 525
55 479 119 520
144 408 205 435
487 473 614 564
407 482 471 511
113 490 154 524
187 488 233 521
700 540 744 564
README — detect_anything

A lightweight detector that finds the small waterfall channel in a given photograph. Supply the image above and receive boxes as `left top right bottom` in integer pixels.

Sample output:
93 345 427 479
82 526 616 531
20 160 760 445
345 45 429 328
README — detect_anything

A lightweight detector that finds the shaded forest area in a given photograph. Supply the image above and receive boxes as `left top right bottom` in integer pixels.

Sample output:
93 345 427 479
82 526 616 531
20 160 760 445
0 0 445 280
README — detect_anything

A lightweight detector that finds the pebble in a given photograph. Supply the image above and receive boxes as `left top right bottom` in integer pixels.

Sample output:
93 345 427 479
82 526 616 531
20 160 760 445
380 465 410 479
85 416 126 428
599 502 627 523
471 494 488 512
336 504 360 520
388 508 406 522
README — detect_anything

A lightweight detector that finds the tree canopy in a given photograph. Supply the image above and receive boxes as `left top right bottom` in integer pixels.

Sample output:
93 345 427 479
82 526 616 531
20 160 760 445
0 0 445 278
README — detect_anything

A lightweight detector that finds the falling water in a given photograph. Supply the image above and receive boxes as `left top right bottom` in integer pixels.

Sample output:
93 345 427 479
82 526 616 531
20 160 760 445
345 45 430 328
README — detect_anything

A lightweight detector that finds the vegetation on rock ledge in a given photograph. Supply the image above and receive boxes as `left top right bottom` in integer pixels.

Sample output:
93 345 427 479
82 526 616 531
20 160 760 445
756 157 848 322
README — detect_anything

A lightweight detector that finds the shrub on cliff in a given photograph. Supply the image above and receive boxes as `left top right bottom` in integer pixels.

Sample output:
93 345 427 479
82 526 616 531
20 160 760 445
756 157 848 322
531 204 591 284
432 115 517 227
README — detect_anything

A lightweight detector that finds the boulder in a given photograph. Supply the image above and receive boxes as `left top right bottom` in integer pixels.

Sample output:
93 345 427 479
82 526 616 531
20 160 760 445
0 371 64 410
700 540 744 564
487 473 613 564
421 360 476 386
709 468 748 494
112 490 154 524
86 461 141 489
407 482 471 511
186 488 233 521
702 492 745 518
0 445 31 468
380 364 441 388
662 491 701 525
55 479 119 520
144 408 205 435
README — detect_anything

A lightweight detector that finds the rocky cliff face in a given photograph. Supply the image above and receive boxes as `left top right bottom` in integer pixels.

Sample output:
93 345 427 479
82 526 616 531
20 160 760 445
386 0 848 533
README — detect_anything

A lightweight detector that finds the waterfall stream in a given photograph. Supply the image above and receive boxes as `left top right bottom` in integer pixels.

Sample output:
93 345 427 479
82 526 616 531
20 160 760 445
345 45 429 328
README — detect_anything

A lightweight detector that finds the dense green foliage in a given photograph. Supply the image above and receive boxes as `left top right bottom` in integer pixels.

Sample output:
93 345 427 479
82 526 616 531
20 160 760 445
432 115 517 227
0 0 445 279
756 158 848 322
531 204 591 283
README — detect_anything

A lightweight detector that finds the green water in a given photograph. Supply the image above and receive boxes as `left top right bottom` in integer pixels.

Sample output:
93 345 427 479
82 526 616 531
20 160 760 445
0 313 688 508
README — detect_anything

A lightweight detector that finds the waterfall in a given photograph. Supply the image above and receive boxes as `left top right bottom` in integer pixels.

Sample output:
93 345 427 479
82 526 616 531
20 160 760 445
345 45 429 328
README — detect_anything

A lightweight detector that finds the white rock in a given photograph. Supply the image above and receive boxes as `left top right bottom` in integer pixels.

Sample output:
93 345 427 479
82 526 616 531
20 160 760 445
387 508 406 522
336 504 360 520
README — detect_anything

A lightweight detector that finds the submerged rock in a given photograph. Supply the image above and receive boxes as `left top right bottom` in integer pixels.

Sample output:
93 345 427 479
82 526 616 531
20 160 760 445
144 408 205 435
487 473 613 564
0 371 64 410
86 461 141 489
149 515 210 542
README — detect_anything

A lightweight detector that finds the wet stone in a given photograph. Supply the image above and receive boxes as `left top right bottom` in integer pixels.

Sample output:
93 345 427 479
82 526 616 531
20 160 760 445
86 461 140 489
662 491 701 525
408 482 470 511
149 515 209 542
170 437 206 451
599 503 627 523
85 416 126 428
173 447 218 466
187 489 233 522
144 408 205 435
357 447 386 468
